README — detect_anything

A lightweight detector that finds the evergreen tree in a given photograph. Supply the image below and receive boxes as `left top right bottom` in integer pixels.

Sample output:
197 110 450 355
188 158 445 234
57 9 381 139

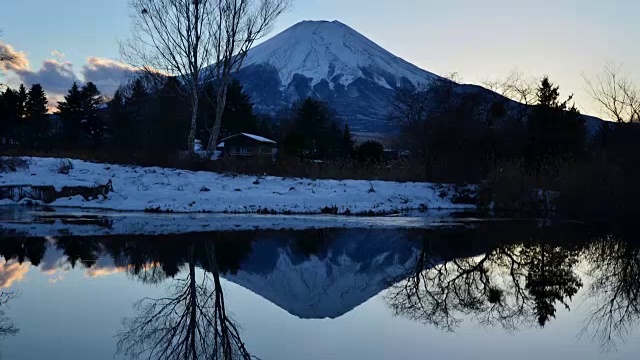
526 77 585 162
524 245 582 326
221 80 257 136
16 84 27 120
26 84 48 119
0 88 20 143
24 84 49 148
81 82 105 148
341 123 354 157
355 140 385 163
145 77 189 153
282 98 344 159
197 80 257 145
108 78 149 152
126 78 149 119
57 82 85 148
107 89 130 151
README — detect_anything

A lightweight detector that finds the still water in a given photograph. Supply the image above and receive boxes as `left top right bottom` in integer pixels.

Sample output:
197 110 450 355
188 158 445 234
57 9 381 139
0 214 639 359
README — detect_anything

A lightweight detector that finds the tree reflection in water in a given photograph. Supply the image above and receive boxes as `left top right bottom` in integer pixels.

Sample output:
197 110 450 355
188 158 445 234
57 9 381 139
0 291 18 338
116 242 252 360
385 230 583 331
581 232 640 350
4 226 640 352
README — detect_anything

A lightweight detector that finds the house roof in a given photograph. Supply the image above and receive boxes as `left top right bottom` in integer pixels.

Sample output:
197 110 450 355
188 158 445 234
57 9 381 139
220 133 277 144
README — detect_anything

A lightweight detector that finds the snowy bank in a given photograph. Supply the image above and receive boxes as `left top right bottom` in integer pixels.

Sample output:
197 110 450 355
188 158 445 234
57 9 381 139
0 157 473 214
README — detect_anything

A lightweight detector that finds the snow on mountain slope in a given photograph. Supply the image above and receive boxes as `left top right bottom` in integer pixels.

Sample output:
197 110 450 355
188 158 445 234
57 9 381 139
242 20 438 89
224 229 422 319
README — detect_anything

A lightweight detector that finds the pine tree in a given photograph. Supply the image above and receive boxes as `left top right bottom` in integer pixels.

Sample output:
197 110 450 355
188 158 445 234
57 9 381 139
197 80 257 144
108 90 130 151
282 98 344 159
81 82 105 149
0 88 20 143
526 77 585 162
26 84 48 119
24 84 49 148
16 84 27 120
342 123 354 157
145 77 189 153
57 82 85 148
221 80 257 136
126 78 149 119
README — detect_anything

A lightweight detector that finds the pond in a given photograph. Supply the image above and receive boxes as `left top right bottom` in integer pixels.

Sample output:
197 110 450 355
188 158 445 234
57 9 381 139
0 211 639 359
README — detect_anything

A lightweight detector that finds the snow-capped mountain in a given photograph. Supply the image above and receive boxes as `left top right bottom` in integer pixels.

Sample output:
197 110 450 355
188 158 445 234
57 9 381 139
242 20 437 90
223 229 422 319
235 20 440 133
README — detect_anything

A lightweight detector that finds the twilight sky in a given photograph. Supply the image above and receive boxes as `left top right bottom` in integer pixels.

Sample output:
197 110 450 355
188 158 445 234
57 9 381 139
1 0 638 118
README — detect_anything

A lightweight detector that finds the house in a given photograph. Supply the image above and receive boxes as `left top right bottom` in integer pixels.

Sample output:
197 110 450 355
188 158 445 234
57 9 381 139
218 133 277 159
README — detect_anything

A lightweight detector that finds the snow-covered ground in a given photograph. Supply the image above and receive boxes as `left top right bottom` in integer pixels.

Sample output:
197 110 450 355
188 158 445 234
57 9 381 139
0 157 472 214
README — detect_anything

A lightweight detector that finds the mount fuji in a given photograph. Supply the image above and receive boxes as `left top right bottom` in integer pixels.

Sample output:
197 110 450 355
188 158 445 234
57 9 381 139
234 20 440 134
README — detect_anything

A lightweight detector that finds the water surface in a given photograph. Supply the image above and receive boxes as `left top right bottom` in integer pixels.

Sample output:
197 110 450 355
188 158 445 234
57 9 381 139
0 215 638 359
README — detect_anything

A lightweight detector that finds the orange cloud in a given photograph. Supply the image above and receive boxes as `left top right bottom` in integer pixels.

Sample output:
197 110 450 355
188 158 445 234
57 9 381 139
0 41 30 72
0 260 30 289
85 262 160 279
85 266 125 278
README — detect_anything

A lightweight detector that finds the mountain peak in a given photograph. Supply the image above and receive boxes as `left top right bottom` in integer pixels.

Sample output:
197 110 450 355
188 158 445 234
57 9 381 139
242 20 437 89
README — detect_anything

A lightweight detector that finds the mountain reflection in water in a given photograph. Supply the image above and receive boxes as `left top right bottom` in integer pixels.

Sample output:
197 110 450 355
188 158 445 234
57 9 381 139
0 222 639 358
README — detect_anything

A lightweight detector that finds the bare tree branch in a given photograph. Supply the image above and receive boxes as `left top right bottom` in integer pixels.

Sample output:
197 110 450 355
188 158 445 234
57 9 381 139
583 62 640 123
483 70 538 106
123 0 289 153
204 0 290 153
117 244 253 360
122 0 219 151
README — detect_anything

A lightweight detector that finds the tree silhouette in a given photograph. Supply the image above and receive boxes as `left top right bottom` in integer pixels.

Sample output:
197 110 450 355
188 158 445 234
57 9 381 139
0 291 18 338
526 77 585 162
24 83 49 147
117 242 253 360
581 233 640 350
524 243 582 326
281 98 344 159
386 236 583 331
341 123 354 157
57 82 85 148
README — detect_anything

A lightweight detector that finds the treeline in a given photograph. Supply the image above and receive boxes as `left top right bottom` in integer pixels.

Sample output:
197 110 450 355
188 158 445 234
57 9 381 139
391 76 585 182
391 70 640 220
0 77 385 163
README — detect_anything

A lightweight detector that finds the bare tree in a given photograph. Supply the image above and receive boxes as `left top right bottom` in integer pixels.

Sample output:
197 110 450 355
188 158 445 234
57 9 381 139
583 62 640 123
483 70 538 106
204 0 289 153
581 235 640 350
117 243 253 360
123 0 288 154
385 241 583 331
122 0 218 151
0 291 18 337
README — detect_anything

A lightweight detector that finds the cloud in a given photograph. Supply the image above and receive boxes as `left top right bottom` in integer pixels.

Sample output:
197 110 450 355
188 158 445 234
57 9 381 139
51 50 65 58
15 59 80 95
1 41 141 99
0 260 29 289
85 266 125 278
0 41 30 72
81 57 138 96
